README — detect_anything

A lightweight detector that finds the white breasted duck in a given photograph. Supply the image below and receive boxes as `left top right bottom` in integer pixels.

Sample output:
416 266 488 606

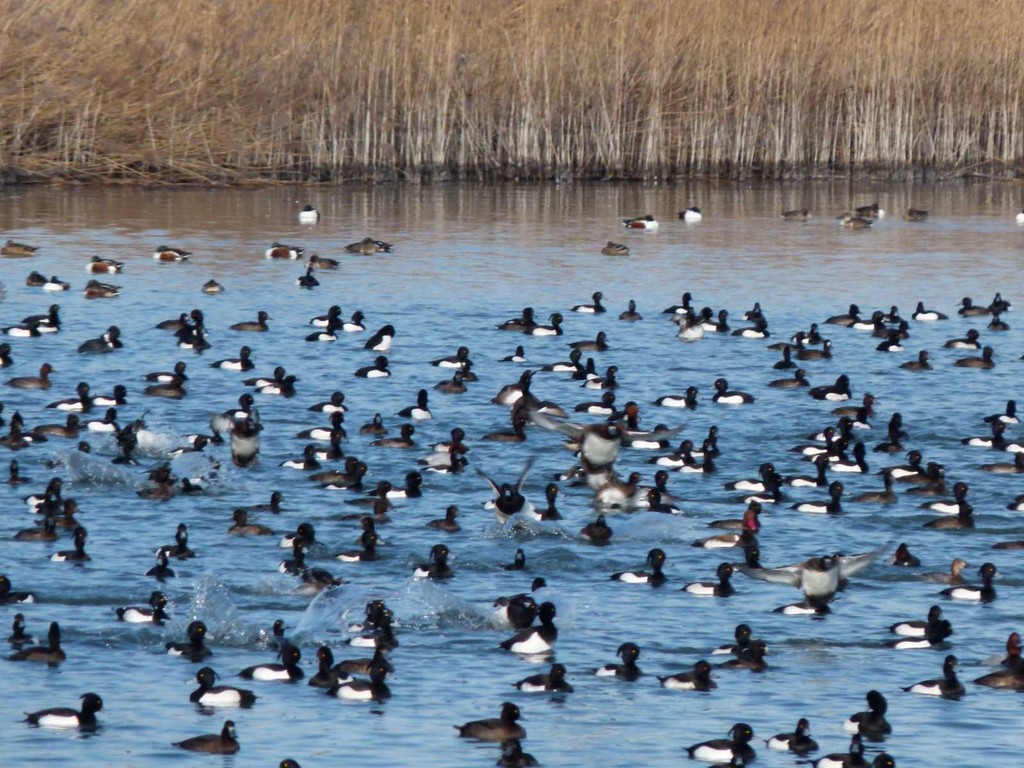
622 214 658 229
659 659 716 691
364 324 395 351
191 666 257 707
355 355 391 378
595 641 642 679
500 602 557 655
767 717 818 755
712 377 755 405
682 562 735 597
686 723 756 763
572 291 606 314
153 245 191 261
610 548 667 585
116 591 169 624
842 690 891 740
264 241 304 259
514 662 573 693
239 644 304 682
25 692 102 728
166 620 211 661
940 562 996 601
903 654 964 699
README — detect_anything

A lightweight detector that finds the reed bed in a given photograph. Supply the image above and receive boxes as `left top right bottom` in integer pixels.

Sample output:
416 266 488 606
2 0 1024 183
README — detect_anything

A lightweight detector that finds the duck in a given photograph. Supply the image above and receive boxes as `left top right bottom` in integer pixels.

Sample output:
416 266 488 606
622 214 658 229
903 654 964 699
903 207 928 221
831 443 868 473
264 241 304 259
767 717 819 755
500 602 557 654
529 312 563 336
712 377 755 404
602 241 630 256
812 734 870 768
887 605 953 649
201 278 224 293
46 382 92 412
25 692 103 728
158 523 195 559
782 208 810 221
116 591 169 624
345 237 393 254
166 620 211 661
14 514 58 542
299 204 320 222
595 641 642 679
8 618 36 647
974 633 1024 689
583 364 617 389
653 387 699 409
413 544 454 579
737 549 880 603
580 514 612 544
296 265 320 288
240 644 304 681
501 344 529 362
890 542 921 567
398 389 433 420
173 720 239 754
423 504 460 533
77 325 122 353
610 548 667 585
809 374 851 402
0 574 35 604
146 550 176 581
899 350 931 370
2 240 39 257
50 526 90 562
229 310 271 332
153 245 190 261
328 659 391 701
8 621 64 664
682 562 735 597
568 330 609 352
940 562 996 601
842 690 891 740
364 324 395 351
923 502 974 530
355 355 390 378
211 346 254 372
190 667 257 707
958 296 991 316
308 253 338 269
0 343 11 366
955 345 995 368
455 702 525 741
717 639 768 671
514 662 573 693
686 723 756 763
659 659 716 691
371 422 416 449
911 300 948 321
838 212 873 229
572 291 606 313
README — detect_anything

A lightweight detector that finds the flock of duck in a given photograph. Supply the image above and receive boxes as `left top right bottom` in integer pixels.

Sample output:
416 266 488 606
2 197 1023 768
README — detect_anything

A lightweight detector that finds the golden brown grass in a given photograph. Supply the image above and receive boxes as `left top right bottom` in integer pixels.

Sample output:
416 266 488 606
3 0 1024 183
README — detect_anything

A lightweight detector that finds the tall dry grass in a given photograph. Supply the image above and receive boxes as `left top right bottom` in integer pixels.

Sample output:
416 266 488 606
2 0 1024 183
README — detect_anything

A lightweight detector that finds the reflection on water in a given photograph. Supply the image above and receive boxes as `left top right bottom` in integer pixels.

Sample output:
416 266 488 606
0 181 1022 766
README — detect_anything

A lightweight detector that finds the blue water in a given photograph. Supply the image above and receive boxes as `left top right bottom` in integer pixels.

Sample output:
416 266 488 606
0 181 1022 767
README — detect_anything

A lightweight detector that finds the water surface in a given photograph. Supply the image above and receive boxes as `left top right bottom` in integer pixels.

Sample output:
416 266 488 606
0 181 1022 767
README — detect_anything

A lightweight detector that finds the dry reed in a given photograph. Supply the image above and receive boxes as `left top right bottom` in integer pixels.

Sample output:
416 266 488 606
2 0 1024 183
